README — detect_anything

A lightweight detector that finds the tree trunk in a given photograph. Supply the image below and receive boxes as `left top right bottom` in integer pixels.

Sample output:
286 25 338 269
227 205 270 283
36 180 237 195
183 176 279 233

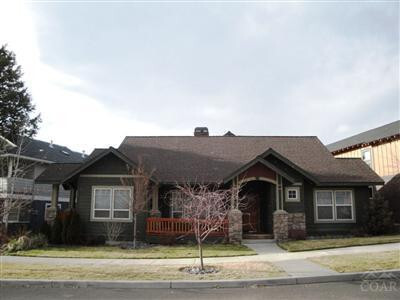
198 239 204 270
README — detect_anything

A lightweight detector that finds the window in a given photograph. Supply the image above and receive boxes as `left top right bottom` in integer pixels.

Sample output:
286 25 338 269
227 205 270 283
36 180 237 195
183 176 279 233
6 206 30 223
361 148 372 167
92 187 131 221
170 190 185 218
286 187 300 202
315 190 354 222
368 186 374 199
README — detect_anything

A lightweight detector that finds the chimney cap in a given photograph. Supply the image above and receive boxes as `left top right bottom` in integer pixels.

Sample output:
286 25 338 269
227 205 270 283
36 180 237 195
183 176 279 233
194 127 209 137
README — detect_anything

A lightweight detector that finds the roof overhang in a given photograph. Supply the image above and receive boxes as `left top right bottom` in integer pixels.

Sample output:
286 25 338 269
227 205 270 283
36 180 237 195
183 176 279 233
61 147 158 184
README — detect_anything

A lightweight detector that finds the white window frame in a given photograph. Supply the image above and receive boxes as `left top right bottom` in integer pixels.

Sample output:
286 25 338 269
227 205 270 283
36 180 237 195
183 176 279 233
314 189 355 223
361 147 373 168
285 187 300 202
91 186 132 222
5 206 30 223
170 190 185 218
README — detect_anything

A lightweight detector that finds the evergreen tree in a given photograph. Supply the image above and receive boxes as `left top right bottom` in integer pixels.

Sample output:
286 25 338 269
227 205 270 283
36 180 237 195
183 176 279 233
0 45 40 143
365 193 394 235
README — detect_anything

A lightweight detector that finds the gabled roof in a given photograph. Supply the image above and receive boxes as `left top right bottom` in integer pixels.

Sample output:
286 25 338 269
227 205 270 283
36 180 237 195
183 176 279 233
119 136 383 185
2 137 85 163
327 120 400 153
35 163 82 184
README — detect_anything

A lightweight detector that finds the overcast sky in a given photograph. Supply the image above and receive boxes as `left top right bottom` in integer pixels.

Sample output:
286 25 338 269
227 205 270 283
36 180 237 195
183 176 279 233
1 1 398 153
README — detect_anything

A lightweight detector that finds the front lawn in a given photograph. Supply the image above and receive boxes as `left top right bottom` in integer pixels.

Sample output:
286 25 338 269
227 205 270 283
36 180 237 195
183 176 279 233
278 235 400 252
0 261 284 280
6 244 256 259
310 250 400 273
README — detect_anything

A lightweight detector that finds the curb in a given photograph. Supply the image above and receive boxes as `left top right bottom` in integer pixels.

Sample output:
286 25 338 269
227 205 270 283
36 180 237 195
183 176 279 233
1 269 400 289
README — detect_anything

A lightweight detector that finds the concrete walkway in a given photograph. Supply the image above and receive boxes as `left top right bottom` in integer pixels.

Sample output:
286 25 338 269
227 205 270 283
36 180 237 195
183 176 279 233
1 242 399 268
243 240 338 276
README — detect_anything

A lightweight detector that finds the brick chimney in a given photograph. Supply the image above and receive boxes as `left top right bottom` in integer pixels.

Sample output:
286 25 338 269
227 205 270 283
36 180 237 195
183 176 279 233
194 127 209 137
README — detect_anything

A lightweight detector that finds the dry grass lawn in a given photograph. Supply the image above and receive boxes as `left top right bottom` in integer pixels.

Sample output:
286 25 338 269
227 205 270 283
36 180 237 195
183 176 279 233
310 250 400 273
279 235 400 252
7 244 255 259
0 261 285 280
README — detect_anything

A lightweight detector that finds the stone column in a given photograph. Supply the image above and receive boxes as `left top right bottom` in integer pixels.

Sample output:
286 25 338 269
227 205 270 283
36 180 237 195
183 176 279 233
228 209 243 244
273 210 289 241
150 184 161 217
46 184 59 223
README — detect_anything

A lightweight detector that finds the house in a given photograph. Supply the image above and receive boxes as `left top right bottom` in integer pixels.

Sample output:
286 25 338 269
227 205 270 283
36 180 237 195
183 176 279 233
0 136 85 231
378 174 400 224
326 120 400 184
36 128 383 243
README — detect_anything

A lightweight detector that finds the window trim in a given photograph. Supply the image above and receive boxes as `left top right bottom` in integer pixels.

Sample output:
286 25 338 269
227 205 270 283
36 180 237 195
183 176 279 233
91 186 132 222
170 190 185 218
361 147 373 168
314 189 355 223
285 187 300 202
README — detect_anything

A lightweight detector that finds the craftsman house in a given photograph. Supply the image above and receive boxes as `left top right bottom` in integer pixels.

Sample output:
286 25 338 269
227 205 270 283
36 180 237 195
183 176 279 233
36 128 383 243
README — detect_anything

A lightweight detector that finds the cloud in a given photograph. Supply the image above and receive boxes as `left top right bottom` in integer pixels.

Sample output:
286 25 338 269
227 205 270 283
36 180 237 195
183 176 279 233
0 1 186 153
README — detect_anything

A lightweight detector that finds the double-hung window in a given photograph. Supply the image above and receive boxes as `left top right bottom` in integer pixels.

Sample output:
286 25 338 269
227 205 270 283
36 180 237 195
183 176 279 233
315 190 354 222
92 187 131 221
170 190 185 218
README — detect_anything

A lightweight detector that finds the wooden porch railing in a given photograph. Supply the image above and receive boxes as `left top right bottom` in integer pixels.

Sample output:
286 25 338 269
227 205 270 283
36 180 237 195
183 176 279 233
146 217 228 237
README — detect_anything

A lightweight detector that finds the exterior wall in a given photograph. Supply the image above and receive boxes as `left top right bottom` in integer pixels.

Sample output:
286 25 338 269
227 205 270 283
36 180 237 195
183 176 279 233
334 139 400 179
304 181 369 235
75 154 140 242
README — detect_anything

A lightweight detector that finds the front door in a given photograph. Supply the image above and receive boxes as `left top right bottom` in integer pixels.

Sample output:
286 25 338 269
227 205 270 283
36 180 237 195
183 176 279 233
242 194 260 233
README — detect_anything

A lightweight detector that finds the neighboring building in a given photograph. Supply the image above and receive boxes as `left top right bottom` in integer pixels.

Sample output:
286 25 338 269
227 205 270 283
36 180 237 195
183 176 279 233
0 136 85 230
326 120 400 183
36 127 383 243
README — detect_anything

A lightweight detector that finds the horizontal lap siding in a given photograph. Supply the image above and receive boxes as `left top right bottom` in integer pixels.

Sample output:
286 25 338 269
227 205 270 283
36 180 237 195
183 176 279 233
77 177 135 241
76 153 139 242
304 182 369 235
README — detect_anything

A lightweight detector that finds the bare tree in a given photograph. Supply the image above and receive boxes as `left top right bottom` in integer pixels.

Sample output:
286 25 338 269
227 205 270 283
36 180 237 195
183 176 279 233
173 182 245 270
0 136 33 232
104 222 124 243
121 159 154 248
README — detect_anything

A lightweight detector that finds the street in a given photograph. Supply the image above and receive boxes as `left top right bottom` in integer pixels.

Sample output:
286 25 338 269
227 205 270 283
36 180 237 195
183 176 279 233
2 280 399 300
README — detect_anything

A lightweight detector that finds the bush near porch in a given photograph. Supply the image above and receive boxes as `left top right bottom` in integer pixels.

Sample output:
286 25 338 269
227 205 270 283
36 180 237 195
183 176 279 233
5 244 256 259
278 235 400 252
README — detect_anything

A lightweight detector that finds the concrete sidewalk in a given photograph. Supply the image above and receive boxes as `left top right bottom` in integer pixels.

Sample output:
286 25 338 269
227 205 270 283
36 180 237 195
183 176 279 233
1 242 399 267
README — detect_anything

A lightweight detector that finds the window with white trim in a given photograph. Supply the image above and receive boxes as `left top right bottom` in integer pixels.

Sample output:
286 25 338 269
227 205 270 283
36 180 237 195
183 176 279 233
361 148 372 167
315 190 354 222
6 206 30 223
92 187 131 221
285 187 300 202
170 190 186 218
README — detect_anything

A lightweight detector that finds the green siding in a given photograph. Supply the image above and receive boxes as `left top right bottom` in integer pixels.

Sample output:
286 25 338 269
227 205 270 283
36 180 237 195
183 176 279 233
304 181 369 235
75 153 147 242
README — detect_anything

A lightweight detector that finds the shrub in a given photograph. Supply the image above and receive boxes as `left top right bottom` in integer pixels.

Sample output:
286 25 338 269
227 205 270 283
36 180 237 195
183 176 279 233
51 213 63 244
3 233 47 253
365 193 395 235
40 221 52 240
66 210 82 245
61 210 73 244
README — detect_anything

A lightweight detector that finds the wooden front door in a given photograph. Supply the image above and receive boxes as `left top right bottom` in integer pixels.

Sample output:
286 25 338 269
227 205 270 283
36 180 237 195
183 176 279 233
242 194 260 233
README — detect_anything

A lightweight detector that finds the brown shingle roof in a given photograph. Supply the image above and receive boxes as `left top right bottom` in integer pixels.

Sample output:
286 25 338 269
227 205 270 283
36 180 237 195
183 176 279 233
35 163 82 184
119 136 383 184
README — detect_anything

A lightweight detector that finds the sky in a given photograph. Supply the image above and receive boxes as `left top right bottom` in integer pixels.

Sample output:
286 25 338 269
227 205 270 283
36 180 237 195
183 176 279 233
0 0 398 154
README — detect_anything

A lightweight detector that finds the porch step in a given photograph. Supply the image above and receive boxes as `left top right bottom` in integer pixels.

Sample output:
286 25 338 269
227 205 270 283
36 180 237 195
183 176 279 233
243 239 275 244
243 234 273 240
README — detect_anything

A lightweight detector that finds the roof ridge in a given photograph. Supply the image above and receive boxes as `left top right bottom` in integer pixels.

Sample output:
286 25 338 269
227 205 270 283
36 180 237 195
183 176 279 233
123 135 318 138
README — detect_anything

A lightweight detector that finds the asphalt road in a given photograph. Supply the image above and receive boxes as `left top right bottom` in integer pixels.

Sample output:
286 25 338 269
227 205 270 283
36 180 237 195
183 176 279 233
2 281 400 300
